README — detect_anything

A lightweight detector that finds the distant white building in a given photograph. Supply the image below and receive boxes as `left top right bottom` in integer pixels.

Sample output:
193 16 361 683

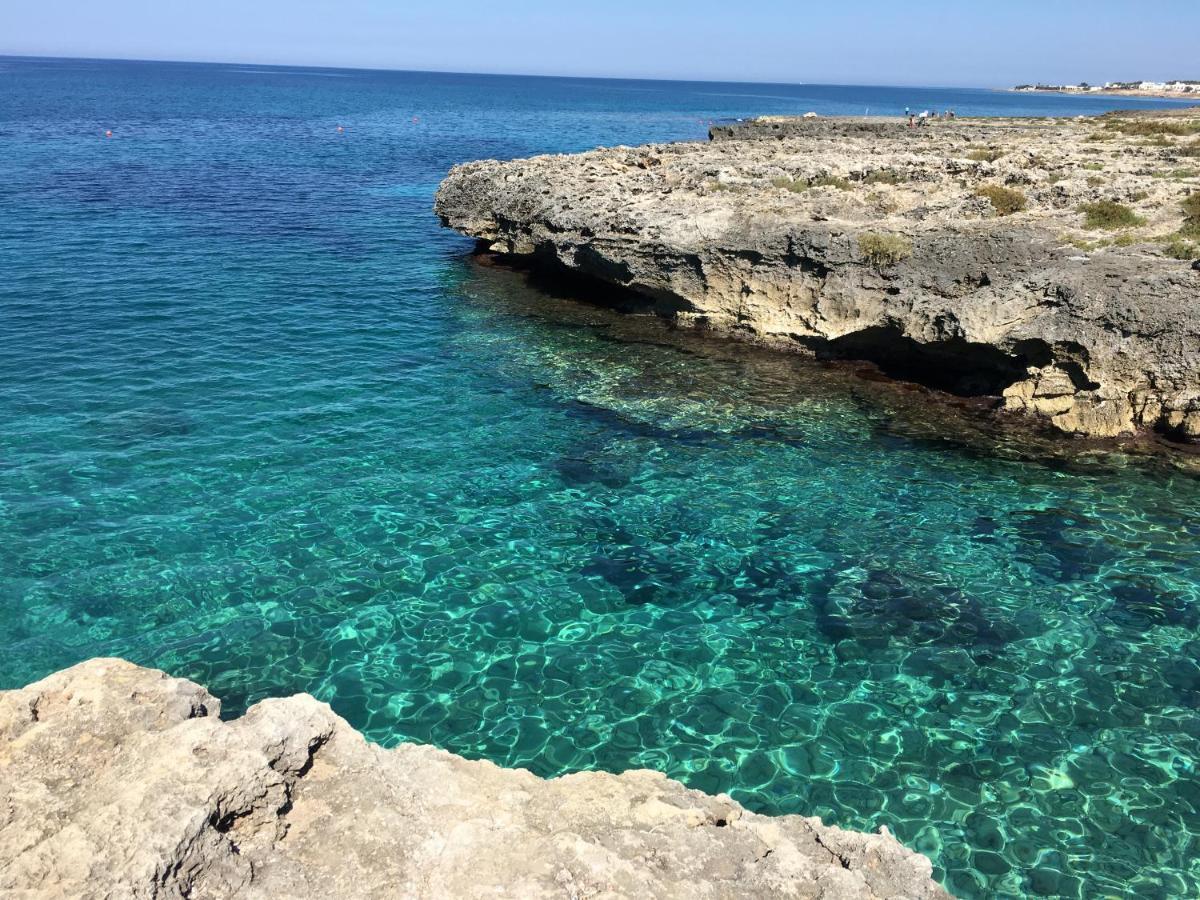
1102 80 1199 93
1017 80 1198 95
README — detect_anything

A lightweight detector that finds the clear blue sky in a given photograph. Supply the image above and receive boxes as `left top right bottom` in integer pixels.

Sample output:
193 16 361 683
2 0 1197 87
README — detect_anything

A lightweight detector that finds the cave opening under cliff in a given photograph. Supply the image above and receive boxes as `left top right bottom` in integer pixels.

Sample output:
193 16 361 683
815 326 1029 398
478 244 699 318
476 250 1035 400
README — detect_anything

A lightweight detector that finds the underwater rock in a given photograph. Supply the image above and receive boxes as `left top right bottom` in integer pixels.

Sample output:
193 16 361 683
815 567 1024 657
0 658 950 899
1009 507 1115 582
582 544 676 604
436 111 1200 440
1105 575 1200 630
582 542 825 611
553 455 634 489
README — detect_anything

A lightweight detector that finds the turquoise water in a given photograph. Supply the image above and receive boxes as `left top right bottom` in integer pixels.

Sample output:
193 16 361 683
4 57 1200 898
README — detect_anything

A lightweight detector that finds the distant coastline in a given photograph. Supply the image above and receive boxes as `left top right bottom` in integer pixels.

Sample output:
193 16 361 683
1012 80 1200 101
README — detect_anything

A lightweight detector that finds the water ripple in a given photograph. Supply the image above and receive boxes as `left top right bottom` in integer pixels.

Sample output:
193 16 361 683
3 59 1200 899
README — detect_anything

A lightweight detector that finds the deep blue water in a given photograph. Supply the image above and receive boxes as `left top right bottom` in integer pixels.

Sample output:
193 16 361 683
3 56 1200 898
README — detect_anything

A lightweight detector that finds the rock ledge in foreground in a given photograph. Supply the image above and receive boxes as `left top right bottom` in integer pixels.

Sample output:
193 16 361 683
0 659 949 899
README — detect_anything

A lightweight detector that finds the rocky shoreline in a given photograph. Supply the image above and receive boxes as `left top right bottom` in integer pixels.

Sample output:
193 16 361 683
1012 86 1200 101
0 659 949 899
436 111 1200 443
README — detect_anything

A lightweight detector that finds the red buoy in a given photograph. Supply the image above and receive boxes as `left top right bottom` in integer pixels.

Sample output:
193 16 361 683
105 130 113 138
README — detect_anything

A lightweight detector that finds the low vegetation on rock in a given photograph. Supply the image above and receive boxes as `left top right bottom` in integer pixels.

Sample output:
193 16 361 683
1183 192 1200 236
966 147 1004 163
1102 117 1200 137
858 232 913 268
771 174 853 192
1078 200 1145 230
707 179 742 193
770 175 807 192
1164 237 1198 260
976 184 1028 216
810 174 853 191
1170 193 1200 258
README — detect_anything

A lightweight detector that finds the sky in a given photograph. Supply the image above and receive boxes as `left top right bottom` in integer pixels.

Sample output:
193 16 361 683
2 0 1197 87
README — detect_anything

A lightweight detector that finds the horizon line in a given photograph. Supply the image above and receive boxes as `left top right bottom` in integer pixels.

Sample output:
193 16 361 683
0 52 1011 92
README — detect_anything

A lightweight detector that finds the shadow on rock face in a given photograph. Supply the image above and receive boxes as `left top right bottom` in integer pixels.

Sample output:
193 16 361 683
815 326 1028 398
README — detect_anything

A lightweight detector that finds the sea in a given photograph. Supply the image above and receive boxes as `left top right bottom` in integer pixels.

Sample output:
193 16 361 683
2 56 1199 898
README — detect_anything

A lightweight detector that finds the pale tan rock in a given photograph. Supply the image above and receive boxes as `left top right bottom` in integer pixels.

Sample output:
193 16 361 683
1051 396 1136 437
0 659 950 900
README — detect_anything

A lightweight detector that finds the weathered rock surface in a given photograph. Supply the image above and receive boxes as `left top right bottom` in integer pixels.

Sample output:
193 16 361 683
435 112 1200 439
0 659 949 899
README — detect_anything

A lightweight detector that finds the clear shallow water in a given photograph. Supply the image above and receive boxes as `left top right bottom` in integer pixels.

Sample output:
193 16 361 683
3 57 1200 898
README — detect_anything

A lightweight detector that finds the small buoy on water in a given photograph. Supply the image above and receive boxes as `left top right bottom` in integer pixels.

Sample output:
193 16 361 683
105 130 113 138
337 125 344 133
412 115 420 124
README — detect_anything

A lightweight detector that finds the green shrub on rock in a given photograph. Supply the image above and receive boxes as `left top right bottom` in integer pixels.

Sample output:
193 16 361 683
1183 192 1200 238
1103 118 1200 137
865 170 906 185
810 175 853 191
770 175 853 192
975 184 1027 216
858 232 912 269
966 148 1004 163
771 176 807 192
1078 201 1145 230
1164 238 1198 260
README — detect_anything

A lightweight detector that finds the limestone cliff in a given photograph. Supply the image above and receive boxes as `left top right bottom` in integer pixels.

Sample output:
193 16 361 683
0 659 949 899
435 112 1200 440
